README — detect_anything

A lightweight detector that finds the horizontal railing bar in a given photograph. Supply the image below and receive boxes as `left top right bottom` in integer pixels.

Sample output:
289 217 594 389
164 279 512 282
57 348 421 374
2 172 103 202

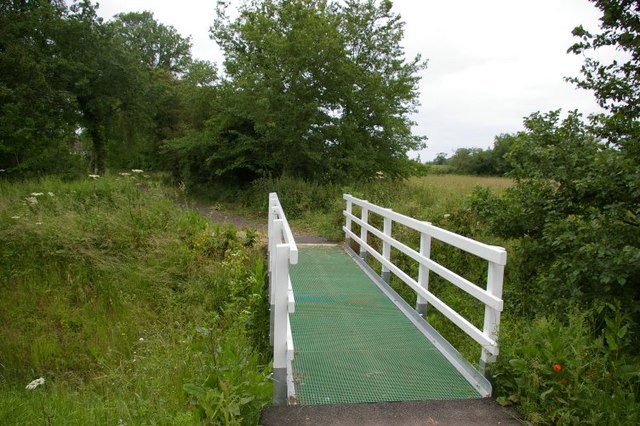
344 227 498 355
345 212 503 311
344 194 506 265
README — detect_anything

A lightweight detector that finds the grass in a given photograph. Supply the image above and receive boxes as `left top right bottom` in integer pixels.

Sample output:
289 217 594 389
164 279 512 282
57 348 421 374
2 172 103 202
0 174 271 424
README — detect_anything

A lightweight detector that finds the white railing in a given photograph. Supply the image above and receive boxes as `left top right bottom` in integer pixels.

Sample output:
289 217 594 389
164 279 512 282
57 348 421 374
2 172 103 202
268 193 298 404
343 194 506 372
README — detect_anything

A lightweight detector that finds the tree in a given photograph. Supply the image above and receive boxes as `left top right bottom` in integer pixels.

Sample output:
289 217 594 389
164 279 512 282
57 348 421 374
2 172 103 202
472 111 640 317
0 0 84 177
192 0 426 184
110 11 192 76
568 0 640 161
57 1 149 174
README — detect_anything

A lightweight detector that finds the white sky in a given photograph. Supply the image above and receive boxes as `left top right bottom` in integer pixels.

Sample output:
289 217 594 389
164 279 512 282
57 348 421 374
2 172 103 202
97 0 604 161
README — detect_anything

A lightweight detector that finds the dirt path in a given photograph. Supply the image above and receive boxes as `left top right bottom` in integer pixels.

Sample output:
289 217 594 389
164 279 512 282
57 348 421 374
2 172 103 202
182 199 334 244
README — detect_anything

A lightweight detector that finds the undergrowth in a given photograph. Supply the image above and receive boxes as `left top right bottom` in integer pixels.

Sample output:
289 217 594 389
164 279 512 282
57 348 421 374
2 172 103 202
0 174 271 424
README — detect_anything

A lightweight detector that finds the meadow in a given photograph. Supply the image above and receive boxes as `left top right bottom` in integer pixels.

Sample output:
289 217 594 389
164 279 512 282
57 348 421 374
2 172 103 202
0 175 271 425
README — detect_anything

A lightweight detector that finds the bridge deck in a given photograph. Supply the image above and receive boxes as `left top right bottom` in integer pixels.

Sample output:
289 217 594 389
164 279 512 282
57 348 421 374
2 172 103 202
288 245 481 405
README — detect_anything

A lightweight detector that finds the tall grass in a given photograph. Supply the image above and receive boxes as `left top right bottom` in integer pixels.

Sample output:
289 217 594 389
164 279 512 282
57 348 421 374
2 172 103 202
0 175 271 424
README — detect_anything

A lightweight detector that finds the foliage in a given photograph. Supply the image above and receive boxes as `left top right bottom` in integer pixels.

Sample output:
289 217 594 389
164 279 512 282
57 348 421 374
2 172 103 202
165 0 426 186
471 114 640 326
568 0 640 161
493 306 640 425
0 175 270 424
110 11 192 75
437 133 516 176
0 0 86 178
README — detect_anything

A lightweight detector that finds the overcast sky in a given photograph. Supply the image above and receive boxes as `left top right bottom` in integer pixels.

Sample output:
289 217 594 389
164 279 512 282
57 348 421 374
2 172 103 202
97 0 604 161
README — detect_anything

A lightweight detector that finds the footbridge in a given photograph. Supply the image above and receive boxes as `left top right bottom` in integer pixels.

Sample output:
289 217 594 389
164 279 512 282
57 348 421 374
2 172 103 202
267 193 507 407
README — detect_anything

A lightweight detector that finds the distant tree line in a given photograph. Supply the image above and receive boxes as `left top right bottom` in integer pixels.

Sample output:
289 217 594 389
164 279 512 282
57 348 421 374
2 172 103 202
429 134 516 176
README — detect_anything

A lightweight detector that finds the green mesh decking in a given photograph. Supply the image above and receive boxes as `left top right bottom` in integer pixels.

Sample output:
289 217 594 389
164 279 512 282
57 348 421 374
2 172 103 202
288 245 480 405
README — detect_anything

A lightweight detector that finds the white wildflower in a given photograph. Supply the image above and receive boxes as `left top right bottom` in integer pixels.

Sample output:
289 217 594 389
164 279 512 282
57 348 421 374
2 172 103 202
25 377 45 390
36 222 43 225
443 214 451 219
26 197 38 205
47 192 55 197
131 169 143 173
11 215 20 219
119 172 131 177
0 169 5 172
31 192 44 197
88 174 100 179
139 337 144 342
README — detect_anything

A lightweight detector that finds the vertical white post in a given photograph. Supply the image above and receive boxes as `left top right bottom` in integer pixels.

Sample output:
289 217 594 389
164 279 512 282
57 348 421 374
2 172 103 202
480 257 505 374
345 196 353 244
359 204 369 259
381 212 392 283
269 219 283 346
416 231 431 317
273 243 290 404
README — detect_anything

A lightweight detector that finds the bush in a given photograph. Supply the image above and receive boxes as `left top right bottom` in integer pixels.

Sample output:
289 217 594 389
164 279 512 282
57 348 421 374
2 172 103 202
493 306 640 425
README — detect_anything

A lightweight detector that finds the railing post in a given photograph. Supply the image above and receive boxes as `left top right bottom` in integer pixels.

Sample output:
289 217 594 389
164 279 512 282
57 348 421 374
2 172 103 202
381 212 392 283
359 203 369 260
272 243 290 405
480 257 505 374
269 219 283 346
416 231 431 317
345 196 353 245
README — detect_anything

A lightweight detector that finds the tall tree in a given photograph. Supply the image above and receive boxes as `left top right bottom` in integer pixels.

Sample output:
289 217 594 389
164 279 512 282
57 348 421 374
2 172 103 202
110 11 192 76
57 1 148 174
0 0 82 177
188 0 427 183
568 0 640 161
473 0 640 321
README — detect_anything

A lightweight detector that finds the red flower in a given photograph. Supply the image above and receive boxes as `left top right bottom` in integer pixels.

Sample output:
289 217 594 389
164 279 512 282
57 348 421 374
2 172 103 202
553 363 562 373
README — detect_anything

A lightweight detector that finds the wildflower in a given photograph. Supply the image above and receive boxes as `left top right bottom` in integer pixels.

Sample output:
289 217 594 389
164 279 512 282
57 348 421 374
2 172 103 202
47 192 55 197
36 222 42 225
443 214 451 218
25 377 45 390
131 169 143 173
26 196 38 205
11 216 20 219
119 172 131 177
31 192 44 197
139 337 144 342
88 174 100 179
553 363 562 373
0 169 5 172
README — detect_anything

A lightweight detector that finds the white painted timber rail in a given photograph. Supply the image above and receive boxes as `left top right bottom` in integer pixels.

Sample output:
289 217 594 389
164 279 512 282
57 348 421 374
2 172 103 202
268 193 298 404
343 194 506 372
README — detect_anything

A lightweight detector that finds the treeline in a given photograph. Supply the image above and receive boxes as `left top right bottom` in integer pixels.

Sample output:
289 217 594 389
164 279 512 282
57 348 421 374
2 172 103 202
1 0 426 185
0 0 219 178
429 133 515 176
